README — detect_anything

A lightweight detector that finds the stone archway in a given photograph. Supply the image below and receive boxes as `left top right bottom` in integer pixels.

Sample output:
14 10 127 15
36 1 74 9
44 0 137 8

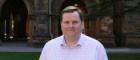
0 0 28 42
23 0 33 15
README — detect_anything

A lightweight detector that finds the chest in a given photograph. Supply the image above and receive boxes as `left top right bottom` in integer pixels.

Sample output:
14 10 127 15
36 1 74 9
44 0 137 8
47 47 97 60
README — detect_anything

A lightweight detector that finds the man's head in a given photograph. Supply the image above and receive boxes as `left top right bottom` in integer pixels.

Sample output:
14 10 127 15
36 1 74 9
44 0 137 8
61 6 84 21
61 6 84 37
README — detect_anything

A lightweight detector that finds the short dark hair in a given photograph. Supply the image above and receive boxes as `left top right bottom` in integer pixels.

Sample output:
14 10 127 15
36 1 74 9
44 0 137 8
61 6 84 21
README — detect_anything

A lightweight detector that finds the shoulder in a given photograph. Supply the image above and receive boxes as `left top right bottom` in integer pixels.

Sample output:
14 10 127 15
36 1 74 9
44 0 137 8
82 34 103 46
82 34 99 43
43 35 63 47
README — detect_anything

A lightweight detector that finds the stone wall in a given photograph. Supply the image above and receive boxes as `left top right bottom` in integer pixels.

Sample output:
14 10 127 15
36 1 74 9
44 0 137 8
0 0 140 47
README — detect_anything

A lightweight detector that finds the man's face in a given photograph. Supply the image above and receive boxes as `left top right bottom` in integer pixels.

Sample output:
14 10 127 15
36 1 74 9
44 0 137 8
61 11 84 37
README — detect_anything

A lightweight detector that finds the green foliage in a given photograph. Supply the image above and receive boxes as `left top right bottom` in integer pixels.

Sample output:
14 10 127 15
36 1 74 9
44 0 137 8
125 0 140 14
87 0 113 16
87 0 140 16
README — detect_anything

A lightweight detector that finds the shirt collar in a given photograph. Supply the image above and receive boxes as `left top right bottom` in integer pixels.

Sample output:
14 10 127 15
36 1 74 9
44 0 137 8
60 33 85 48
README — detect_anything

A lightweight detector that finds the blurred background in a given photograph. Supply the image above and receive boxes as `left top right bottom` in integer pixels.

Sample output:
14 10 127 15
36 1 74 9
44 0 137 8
0 0 140 60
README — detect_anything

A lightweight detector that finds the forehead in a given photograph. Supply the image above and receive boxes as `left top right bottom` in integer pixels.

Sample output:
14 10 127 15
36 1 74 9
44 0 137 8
62 11 81 21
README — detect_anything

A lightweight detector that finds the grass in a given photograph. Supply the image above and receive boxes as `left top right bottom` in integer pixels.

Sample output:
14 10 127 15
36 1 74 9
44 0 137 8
108 53 140 60
0 52 140 60
0 52 40 60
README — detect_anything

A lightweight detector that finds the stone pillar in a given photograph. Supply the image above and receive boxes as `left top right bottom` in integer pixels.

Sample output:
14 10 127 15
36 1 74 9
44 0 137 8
113 0 126 47
31 0 51 47
27 14 35 46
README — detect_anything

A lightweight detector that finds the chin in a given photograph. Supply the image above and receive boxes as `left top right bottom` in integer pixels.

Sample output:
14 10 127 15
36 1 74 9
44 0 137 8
70 34 78 37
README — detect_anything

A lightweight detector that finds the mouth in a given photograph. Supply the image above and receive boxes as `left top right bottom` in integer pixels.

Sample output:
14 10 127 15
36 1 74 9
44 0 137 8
68 30 75 32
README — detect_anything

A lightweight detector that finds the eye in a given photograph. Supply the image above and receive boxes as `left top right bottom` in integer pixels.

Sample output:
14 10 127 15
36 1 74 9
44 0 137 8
73 21 78 24
63 21 69 24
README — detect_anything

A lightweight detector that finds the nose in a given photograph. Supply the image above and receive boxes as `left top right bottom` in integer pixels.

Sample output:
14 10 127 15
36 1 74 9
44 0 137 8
69 22 74 28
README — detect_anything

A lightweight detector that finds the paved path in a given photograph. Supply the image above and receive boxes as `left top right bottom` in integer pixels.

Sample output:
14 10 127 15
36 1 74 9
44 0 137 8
107 48 140 53
0 42 140 53
0 42 42 52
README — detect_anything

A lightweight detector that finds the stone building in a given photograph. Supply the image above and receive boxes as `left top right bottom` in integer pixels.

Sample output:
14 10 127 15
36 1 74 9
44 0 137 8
0 0 140 47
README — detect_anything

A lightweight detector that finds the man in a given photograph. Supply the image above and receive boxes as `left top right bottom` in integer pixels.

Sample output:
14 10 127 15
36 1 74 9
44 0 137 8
39 6 108 60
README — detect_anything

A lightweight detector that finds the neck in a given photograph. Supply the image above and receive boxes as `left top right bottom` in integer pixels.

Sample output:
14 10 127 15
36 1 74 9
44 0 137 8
64 34 80 47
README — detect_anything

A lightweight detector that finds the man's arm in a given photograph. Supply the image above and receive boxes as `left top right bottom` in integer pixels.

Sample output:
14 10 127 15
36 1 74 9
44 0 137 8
96 42 108 60
39 46 48 60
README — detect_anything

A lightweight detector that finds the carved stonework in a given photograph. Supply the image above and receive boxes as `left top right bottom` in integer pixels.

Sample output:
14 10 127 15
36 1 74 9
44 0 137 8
35 0 48 12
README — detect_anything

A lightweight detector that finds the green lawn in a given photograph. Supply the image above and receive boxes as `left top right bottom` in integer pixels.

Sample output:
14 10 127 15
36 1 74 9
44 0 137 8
108 53 140 60
0 52 140 60
0 52 40 60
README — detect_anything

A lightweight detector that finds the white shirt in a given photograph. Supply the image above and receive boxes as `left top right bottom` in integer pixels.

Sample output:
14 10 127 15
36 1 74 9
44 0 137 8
39 33 108 60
